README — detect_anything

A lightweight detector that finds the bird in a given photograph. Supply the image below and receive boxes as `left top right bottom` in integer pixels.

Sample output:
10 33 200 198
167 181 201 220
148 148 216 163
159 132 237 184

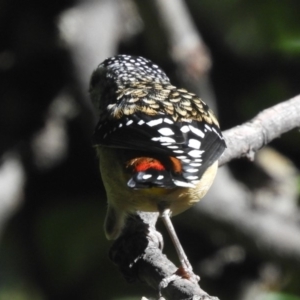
89 54 226 282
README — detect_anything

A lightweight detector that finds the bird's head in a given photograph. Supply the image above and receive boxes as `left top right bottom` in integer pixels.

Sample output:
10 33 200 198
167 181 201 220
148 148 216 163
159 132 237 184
89 55 170 115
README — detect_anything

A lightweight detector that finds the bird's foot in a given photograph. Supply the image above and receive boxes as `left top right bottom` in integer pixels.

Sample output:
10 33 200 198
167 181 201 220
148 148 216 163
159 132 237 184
158 266 200 296
175 265 200 283
158 274 180 297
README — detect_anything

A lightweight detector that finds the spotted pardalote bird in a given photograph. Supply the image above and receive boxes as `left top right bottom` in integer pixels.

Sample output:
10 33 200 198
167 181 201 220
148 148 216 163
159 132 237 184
90 54 226 280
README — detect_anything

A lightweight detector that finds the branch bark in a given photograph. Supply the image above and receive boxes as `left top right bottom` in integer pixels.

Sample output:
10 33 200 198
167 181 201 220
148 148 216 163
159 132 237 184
110 212 219 300
153 0 212 77
109 94 300 300
220 94 300 166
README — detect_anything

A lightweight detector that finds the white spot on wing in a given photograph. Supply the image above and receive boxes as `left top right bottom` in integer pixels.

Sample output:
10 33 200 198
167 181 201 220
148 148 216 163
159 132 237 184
205 124 212 131
190 163 202 167
182 159 191 163
186 168 198 173
180 125 190 133
174 180 195 188
191 180 200 185
164 118 174 124
157 175 164 180
195 158 202 162
126 120 133 126
138 120 145 125
143 174 152 179
152 137 176 143
188 139 201 149
119 123 123 128
189 125 205 138
188 150 204 158
147 118 163 127
186 175 199 180
212 127 223 139
158 128 174 136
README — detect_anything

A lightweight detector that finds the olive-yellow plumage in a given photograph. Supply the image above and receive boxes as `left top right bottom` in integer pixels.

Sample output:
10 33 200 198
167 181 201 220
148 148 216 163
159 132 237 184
90 55 226 282
97 146 218 240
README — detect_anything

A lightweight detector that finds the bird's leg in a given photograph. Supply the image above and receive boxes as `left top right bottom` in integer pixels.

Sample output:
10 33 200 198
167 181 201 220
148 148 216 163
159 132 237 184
159 207 200 284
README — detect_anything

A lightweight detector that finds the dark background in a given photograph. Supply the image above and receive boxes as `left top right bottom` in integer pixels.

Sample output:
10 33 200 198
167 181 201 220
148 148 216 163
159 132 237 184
0 0 300 299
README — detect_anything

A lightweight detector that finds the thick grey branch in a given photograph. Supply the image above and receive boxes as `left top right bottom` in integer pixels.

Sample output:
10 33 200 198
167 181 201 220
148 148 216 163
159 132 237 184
220 94 300 166
109 212 219 300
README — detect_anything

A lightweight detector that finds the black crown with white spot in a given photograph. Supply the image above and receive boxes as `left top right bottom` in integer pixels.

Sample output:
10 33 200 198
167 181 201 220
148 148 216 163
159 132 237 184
91 55 226 189
96 55 170 85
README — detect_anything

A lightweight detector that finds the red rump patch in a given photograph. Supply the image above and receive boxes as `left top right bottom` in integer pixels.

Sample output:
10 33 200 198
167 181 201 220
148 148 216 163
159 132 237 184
126 157 166 172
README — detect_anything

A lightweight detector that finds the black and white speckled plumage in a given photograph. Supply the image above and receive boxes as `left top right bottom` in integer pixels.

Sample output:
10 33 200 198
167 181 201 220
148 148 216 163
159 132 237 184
90 55 226 189
94 55 170 84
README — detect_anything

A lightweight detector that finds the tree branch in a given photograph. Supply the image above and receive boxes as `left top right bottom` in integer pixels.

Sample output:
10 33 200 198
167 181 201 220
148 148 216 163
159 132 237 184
220 94 300 166
110 212 219 300
153 0 212 77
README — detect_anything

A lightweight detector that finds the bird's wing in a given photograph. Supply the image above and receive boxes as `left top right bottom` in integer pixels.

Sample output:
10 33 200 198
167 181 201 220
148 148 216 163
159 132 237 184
93 87 226 188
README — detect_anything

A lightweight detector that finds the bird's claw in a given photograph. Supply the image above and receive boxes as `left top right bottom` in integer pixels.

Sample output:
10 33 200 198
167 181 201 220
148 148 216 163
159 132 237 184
176 265 200 283
158 274 180 297
158 267 200 297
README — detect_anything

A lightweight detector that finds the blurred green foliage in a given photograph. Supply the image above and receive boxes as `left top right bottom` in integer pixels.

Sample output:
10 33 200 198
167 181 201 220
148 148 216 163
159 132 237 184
260 293 300 300
191 0 300 59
